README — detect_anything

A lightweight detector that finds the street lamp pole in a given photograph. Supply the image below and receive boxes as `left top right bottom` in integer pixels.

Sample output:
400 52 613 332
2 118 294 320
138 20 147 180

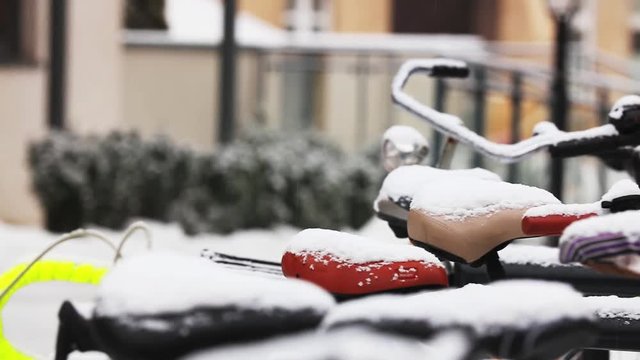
548 0 579 201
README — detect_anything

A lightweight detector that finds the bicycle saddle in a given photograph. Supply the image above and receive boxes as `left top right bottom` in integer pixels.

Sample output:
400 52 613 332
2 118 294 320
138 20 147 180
281 229 448 296
407 177 616 278
323 280 596 360
375 165 501 237
87 253 335 360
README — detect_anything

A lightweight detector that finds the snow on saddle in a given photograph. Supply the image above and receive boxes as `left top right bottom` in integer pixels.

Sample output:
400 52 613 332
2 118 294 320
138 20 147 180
374 165 501 237
182 328 473 360
89 253 335 360
281 229 448 296
323 280 597 360
405 177 629 278
560 212 640 277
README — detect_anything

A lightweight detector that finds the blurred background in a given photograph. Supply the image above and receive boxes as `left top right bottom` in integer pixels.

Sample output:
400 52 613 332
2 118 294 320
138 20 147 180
1 0 639 234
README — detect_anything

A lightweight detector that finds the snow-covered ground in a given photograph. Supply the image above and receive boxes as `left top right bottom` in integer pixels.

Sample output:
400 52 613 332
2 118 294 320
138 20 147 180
1 218 639 359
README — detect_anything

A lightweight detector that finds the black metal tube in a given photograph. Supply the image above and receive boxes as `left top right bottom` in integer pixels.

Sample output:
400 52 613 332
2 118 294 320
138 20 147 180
431 78 447 166
48 0 67 129
550 17 570 200
472 67 486 168
218 0 237 143
508 72 523 183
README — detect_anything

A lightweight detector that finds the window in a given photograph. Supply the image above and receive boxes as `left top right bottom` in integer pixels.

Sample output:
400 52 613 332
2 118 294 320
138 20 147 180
125 0 167 30
0 0 21 63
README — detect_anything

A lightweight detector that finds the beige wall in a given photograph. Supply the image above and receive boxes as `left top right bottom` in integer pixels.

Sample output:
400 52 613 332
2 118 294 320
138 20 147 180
122 48 259 150
67 0 124 134
0 69 47 225
332 0 391 32
239 0 286 28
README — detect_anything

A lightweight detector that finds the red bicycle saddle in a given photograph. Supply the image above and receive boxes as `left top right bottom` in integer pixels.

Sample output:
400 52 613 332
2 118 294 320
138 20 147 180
281 229 448 296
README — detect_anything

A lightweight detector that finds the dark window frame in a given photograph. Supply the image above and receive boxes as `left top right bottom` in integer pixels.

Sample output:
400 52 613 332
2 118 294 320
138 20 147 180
0 0 22 63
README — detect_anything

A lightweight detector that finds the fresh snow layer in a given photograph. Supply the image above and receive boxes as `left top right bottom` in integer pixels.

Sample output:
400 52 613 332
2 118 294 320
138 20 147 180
322 280 592 334
560 210 640 246
411 178 559 220
377 165 501 203
95 252 335 317
382 125 428 153
609 95 640 120
584 296 640 320
392 59 619 162
498 244 578 267
600 179 640 202
285 229 442 266
183 329 470 360
524 203 601 218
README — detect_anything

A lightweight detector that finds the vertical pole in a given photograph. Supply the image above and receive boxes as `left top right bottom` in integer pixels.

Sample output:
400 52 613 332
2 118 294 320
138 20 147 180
431 78 447 166
254 50 266 125
473 67 486 168
356 54 369 146
218 0 237 144
508 72 523 183
597 88 610 194
550 17 570 201
48 0 67 130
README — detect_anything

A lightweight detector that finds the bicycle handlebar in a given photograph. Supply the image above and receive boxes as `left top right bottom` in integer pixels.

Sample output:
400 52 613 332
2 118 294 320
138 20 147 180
391 58 640 163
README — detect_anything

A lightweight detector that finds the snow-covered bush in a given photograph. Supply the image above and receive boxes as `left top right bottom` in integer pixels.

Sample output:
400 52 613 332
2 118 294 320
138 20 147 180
29 130 383 234
29 132 193 231
173 130 384 234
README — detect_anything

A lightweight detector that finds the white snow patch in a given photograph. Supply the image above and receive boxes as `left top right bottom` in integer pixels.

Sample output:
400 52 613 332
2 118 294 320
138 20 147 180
382 125 428 153
285 229 443 266
609 95 640 120
498 244 578 267
600 179 640 202
585 296 640 320
392 59 619 162
524 203 601 218
411 178 559 220
323 281 592 334
95 252 334 317
560 210 640 246
184 329 469 360
377 165 500 203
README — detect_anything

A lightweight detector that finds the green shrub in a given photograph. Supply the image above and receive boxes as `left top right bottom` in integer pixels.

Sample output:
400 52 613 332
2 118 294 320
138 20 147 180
29 130 384 234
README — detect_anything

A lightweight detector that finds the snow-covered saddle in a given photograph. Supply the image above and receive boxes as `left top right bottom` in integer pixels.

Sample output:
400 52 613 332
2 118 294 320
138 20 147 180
560 210 640 278
407 179 640 279
323 280 597 360
182 329 473 360
84 253 335 360
374 165 501 237
281 229 448 296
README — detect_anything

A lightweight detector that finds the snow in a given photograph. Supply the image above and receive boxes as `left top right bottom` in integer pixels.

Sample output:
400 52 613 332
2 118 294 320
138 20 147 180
392 59 620 162
285 229 442 266
560 210 640 246
183 328 470 360
411 178 560 220
95 252 334 317
524 203 601 218
322 280 593 334
585 296 640 320
600 179 640 202
382 126 428 154
377 165 500 204
498 244 579 267
609 95 640 120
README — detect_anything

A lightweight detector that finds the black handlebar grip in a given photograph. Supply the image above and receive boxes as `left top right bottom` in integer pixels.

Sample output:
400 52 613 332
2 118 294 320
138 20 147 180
430 63 470 79
549 132 640 158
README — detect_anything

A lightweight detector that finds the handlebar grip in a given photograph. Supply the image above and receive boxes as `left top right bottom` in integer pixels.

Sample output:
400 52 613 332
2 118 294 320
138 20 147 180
430 63 470 78
549 132 640 158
